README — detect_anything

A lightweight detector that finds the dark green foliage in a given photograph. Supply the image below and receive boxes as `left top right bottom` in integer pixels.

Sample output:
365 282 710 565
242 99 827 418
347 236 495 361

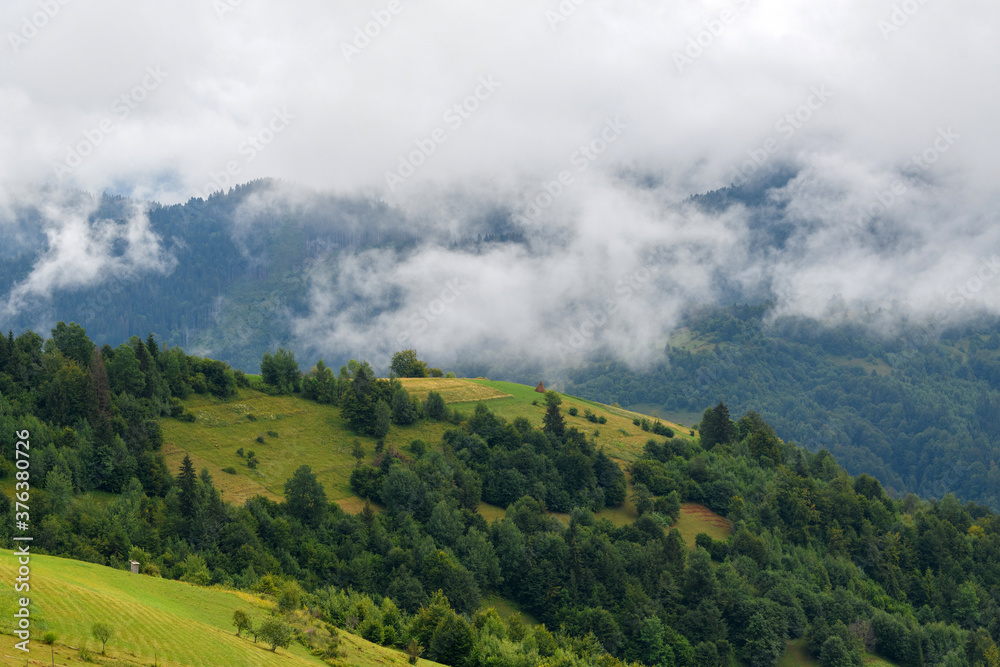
284 465 327 528
700 401 737 449
424 391 446 421
391 387 418 425
260 347 300 393
5 326 1000 667
390 349 428 378
51 322 94 368
350 465 383 499
542 391 565 438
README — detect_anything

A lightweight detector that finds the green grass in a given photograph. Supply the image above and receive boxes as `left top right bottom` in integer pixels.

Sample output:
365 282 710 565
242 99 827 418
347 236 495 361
161 379 694 507
459 380 694 464
0 549 441 667
778 639 820 667
161 389 457 505
777 638 901 667
674 503 733 547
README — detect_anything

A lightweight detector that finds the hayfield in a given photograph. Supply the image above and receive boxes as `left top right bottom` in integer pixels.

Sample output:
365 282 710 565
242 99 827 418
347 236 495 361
397 377 511 403
674 503 733 546
0 550 443 667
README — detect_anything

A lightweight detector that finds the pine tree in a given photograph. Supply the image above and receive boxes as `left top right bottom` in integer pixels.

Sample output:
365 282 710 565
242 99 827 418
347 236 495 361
178 454 197 519
542 391 565 439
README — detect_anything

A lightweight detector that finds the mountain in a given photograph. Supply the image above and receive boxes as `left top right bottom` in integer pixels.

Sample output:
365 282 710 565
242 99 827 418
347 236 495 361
1 330 998 667
563 305 1000 511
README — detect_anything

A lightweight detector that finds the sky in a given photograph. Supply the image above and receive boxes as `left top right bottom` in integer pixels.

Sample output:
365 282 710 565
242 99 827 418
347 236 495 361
1 0 999 366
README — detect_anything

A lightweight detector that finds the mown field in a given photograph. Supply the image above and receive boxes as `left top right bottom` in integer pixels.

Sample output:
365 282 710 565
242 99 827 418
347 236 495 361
0 550 441 667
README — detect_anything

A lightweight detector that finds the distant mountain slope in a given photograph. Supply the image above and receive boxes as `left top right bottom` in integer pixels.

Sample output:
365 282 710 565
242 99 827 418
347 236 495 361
564 306 1000 510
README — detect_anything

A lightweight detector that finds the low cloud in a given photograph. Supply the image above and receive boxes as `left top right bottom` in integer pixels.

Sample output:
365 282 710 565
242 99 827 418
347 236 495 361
2 193 176 317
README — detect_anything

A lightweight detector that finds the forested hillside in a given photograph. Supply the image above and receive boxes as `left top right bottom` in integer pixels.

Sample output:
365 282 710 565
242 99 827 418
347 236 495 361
1 324 999 666
565 306 1000 511
0 183 522 373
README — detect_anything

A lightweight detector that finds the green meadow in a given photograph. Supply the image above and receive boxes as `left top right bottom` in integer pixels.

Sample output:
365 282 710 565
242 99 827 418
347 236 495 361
0 550 442 667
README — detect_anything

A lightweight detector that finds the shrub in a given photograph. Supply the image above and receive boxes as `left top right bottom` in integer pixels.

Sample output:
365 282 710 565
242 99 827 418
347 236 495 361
178 412 196 422
236 447 245 458
247 413 257 422
255 435 266 444
267 430 278 438
597 415 607 424
42 631 57 645
568 407 579 416
223 467 237 474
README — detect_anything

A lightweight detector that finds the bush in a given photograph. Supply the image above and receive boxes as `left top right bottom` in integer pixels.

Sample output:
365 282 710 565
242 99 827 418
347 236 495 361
42 631 57 645
255 435 266 444
247 413 257 422
568 407 579 416
178 412 196 422
597 415 607 424
652 422 673 437
223 467 237 474
267 430 278 438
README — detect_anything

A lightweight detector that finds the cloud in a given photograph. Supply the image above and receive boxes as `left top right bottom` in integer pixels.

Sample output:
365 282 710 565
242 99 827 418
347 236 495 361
2 194 176 316
2 0 998 366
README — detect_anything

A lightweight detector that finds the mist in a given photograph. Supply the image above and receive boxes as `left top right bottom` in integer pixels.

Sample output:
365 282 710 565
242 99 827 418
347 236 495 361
1 0 999 369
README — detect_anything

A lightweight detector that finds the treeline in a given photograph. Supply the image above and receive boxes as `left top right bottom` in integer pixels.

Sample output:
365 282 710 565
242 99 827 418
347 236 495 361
565 306 1000 510
2 325 1000 667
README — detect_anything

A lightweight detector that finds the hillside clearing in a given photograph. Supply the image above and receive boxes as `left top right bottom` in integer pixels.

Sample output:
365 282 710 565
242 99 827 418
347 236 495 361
0 550 442 667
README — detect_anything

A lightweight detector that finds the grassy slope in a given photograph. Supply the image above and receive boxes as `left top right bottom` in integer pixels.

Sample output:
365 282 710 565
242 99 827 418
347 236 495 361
160 378 728 539
0 550 442 667
778 638 900 667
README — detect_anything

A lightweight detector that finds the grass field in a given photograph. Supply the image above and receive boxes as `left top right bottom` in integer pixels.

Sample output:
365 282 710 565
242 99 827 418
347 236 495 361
0 550 441 667
397 378 512 403
777 638 900 667
674 503 733 546
457 380 693 464
160 389 457 506
160 379 696 508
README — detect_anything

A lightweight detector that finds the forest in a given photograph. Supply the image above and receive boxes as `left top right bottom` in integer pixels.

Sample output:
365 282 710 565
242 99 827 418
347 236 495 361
565 306 1000 512
0 324 999 666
